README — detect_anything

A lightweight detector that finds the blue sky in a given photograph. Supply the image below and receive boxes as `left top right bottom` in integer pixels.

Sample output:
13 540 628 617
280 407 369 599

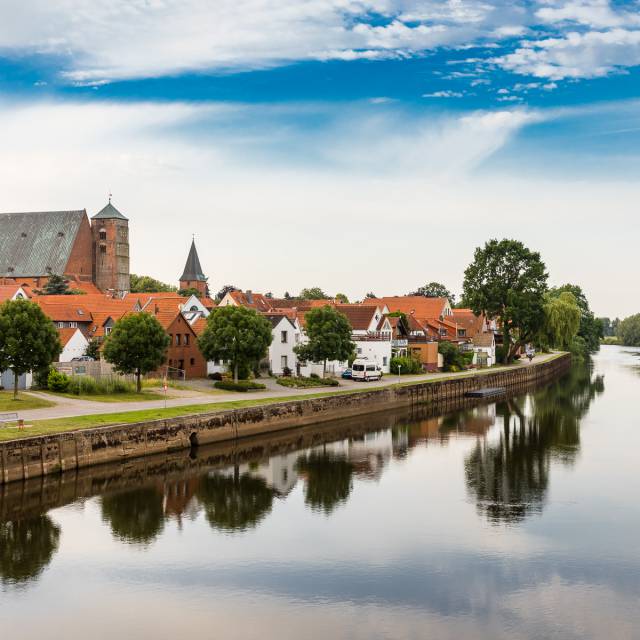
0 0 639 315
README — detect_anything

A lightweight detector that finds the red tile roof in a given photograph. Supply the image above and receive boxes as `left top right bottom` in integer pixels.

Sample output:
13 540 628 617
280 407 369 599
368 296 450 320
57 327 80 347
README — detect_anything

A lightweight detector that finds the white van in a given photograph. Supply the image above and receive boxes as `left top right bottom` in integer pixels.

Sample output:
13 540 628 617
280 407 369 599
351 359 383 381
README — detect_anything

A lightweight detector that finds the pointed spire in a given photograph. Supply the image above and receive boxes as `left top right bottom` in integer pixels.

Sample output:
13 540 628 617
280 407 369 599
179 238 206 282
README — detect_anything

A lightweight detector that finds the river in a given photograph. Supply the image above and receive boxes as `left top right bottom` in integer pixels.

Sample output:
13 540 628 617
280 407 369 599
1 346 638 639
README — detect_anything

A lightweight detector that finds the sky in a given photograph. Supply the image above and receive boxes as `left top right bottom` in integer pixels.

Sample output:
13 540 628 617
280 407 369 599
0 1 639 317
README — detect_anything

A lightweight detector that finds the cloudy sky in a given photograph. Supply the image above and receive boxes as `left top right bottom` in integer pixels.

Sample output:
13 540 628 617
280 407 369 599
1 0 638 317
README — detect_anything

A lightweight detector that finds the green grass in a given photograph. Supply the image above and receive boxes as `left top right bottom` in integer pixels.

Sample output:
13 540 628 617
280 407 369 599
51 390 165 403
0 392 56 412
0 353 566 442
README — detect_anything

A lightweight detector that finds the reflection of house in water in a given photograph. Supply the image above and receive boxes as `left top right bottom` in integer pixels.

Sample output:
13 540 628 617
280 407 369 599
162 478 201 524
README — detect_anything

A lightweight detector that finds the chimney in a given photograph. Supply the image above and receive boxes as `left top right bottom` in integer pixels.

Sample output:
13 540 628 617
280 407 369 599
246 290 253 304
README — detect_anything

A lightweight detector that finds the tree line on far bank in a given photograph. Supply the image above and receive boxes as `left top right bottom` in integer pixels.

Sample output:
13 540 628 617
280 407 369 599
598 314 640 347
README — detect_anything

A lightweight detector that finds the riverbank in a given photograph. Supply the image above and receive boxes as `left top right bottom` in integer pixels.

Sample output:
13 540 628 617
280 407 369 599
0 353 570 485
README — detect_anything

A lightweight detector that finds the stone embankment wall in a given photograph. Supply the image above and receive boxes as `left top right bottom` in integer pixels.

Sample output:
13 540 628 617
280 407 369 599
0 354 570 485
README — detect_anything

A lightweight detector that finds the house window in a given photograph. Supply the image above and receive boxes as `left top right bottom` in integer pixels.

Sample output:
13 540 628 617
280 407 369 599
99 244 106 254
439 328 447 336
190 358 195 366
104 326 112 335
69 321 77 328
457 328 466 337
175 334 181 346
281 331 288 344
383 356 388 366
184 334 190 345
99 229 107 240
357 347 362 354
281 355 288 369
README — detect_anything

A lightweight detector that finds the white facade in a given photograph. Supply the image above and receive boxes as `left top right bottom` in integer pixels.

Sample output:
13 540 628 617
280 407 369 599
58 329 89 362
472 334 496 367
352 339 392 373
268 316 299 375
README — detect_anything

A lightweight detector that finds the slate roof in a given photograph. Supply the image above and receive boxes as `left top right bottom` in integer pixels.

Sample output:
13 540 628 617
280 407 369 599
92 202 128 220
180 240 206 282
0 210 87 277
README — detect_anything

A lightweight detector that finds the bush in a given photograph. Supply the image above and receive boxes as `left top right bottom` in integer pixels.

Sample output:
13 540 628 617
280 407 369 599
309 372 320 379
438 341 467 372
65 376 136 395
276 376 339 388
281 366 292 377
208 372 223 381
390 356 422 375
34 366 53 389
47 369 70 392
214 380 266 392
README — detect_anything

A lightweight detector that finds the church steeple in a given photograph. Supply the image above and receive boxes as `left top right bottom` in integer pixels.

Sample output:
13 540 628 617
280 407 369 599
179 238 208 297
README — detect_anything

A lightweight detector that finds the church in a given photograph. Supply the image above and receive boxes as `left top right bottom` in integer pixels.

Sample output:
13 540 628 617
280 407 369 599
0 201 130 295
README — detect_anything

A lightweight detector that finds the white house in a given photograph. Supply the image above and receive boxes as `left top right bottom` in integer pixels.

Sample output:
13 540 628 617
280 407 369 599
472 332 496 367
57 327 89 362
264 314 299 376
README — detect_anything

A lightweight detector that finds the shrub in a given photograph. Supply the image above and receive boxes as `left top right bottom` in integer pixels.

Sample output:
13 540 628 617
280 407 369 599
34 366 53 389
208 372 223 381
309 372 320 379
276 376 339 388
214 380 266 392
48 369 70 392
390 356 422 375
281 366 292 377
438 341 467 372
65 376 136 395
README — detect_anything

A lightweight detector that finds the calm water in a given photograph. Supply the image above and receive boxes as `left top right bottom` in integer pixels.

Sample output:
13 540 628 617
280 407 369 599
1 346 639 639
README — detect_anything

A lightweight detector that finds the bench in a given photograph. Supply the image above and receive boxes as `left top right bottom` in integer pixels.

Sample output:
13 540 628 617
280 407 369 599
0 413 31 430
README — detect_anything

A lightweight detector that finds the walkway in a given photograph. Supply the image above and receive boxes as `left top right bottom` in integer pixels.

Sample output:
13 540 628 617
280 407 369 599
17 353 558 422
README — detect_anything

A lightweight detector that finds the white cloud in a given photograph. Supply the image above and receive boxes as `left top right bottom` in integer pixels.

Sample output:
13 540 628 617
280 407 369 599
423 90 466 98
535 0 640 29
492 28 640 79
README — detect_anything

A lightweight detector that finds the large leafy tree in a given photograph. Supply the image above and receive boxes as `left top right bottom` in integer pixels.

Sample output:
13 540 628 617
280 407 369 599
463 239 548 363
294 305 355 376
0 299 61 398
298 287 330 300
617 313 640 346
410 282 455 304
129 274 177 293
215 284 239 302
540 291 581 350
198 305 272 382
102 313 170 392
548 284 602 354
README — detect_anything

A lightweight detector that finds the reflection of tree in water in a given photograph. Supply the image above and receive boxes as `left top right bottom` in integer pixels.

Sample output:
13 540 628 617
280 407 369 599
197 467 275 532
465 363 604 524
0 515 61 585
296 452 354 515
101 487 165 545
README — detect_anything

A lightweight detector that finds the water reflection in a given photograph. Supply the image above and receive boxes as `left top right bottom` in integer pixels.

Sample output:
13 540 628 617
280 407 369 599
465 363 604 524
0 515 60 586
297 452 354 514
101 487 165 545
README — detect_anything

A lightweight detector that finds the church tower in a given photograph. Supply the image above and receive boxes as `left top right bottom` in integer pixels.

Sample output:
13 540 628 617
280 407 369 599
91 200 130 296
179 239 208 297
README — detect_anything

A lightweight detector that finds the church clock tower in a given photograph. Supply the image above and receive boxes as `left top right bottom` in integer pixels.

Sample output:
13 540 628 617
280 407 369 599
91 200 130 296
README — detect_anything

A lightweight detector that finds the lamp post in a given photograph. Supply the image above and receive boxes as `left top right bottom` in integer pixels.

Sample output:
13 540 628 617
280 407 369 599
398 363 401 384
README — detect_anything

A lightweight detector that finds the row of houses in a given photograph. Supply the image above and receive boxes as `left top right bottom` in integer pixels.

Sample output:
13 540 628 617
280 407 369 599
0 283 496 384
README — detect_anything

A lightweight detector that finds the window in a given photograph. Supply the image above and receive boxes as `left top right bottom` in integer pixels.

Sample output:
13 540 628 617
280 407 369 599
175 334 181 346
281 330 288 344
57 322 64 328
190 358 195 366
295 334 300 344
184 334 190 345
99 228 107 240
457 328 466 337
383 356 388 366
105 326 112 335
357 347 362 354
69 321 77 328
281 355 288 369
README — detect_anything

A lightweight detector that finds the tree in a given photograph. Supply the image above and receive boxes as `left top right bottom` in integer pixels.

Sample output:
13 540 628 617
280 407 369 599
42 274 69 295
264 291 274 299
102 313 170 392
438 341 466 372
296 452 354 514
299 287 330 300
617 314 640 346
410 282 456 304
283 291 292 300
294 305 355 377
101 488 165 546
84 338 101 361
0 299 61 398
365 292 377 299
463 239 548 363
129 274 177 294
178 287 202 298
540 291 581 350
198 305 272 383
215 284 238 302
335 293 349 303
549 284 602 354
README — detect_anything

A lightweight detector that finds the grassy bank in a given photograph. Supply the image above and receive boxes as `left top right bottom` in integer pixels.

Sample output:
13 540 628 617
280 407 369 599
0 392 56 412
52 390 165 403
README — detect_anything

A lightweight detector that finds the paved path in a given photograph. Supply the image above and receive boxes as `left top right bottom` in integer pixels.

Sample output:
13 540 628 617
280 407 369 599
18 353 558 422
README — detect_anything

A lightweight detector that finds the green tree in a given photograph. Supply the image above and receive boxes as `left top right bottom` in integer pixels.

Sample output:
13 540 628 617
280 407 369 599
438 341 466 372
462 239 548 363
617 314 640 346
540 291 581 350
296 452 354 514
0 299 61 398
84 338 101 361
294 306 355 377
299 287 330 300
335 293 349 303
198 305 272 383
365 292 377 299
129 274 177 293
41 273 70 295
410 282 455 304
102 313 170 392
215 284 238 302
178 287 202 298
548 284 602 354
283 291 292 300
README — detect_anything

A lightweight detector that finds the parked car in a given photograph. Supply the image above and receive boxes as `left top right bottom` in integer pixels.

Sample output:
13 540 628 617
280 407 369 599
341 368 353 379
71 356 95 362
351 359 383 381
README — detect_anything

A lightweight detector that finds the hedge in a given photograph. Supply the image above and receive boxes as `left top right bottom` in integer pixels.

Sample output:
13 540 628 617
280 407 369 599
214 380 267 392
